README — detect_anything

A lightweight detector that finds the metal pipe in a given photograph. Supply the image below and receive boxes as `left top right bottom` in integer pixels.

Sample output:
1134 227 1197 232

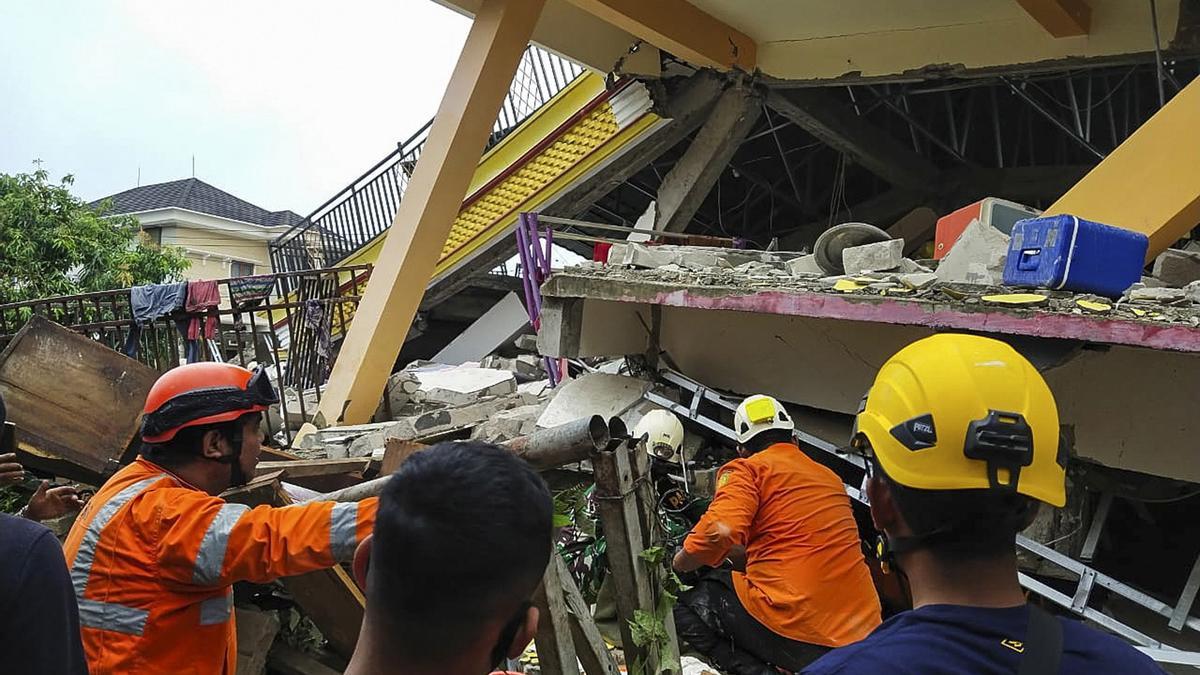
872 87 970 163
1001 77 1107 160
1149 0 1167 107
310 415 613 502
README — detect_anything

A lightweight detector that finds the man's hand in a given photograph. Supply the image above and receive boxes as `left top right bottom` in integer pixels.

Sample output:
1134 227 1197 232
24 480 84 522
0 453 24 488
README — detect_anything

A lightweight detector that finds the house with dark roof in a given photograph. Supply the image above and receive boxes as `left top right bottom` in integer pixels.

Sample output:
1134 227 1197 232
94 178 303 282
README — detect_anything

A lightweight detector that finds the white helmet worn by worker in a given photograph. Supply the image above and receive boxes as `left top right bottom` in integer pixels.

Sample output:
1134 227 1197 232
634 409 685 463
733 394 795 445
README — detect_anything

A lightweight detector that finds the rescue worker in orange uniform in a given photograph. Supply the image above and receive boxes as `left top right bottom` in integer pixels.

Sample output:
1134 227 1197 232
673 394 882 674
63 363 378 674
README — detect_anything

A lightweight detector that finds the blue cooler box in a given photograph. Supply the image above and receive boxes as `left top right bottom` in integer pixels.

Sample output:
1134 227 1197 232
1003 215 1148 298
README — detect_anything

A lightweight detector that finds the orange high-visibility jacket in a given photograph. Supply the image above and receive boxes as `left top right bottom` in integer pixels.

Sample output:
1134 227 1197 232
683 443 881 647
63 458 377 674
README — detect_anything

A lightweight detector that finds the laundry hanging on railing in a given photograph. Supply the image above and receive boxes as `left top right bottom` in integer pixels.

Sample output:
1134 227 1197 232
185 281 221 340
123 282 188 358
228 275 276 309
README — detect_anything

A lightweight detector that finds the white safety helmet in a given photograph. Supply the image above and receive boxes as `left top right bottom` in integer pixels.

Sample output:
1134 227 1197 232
733 394 795 445
634 409 685 463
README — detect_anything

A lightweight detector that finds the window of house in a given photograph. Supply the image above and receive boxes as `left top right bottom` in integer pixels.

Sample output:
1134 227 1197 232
231 260 255 277
143 227 162 245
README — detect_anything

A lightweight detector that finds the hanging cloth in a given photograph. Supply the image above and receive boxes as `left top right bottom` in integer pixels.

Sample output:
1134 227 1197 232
185 280 221 341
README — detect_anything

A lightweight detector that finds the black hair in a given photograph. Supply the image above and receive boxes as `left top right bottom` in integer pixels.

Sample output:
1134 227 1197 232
741 428 795 455
368 440 553 666
140 415 253 470
873 458 1039 561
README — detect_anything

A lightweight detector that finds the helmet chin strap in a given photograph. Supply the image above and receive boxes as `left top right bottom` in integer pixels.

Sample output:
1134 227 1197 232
207 428 249 488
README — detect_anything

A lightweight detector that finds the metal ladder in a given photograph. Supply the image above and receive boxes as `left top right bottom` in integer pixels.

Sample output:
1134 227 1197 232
646 366 1200 667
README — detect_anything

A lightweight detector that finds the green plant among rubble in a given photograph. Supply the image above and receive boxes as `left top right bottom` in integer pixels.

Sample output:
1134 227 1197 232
279 607 325 655
630 545 688 674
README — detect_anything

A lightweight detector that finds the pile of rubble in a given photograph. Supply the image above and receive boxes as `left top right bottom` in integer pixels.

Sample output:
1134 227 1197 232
576 223 1200 327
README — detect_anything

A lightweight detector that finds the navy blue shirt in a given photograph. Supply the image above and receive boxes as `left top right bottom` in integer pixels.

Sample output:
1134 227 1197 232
803 604 1163 674
0 514 89 675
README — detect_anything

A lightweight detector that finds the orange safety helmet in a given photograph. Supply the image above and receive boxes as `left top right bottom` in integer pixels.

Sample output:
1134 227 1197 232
141 363 279 443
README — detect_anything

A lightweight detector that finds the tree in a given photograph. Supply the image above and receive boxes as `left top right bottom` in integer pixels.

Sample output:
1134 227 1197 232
0 169 190 304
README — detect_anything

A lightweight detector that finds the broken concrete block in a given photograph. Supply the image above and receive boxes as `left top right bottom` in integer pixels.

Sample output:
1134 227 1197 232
518 380 552 398
1186 281 1200 304
899 258 933 274
842 239 904 275
413 367 517 407
348 396 526 455
900 272 939 290
470 403 545 443
537 373 651 428
235 607 280 675
786 254 824 277
1129 286 1187 303
1152 249 1200 287
620 243 675 269
935 218 1010 285
605 243 629 264
513 334 539 353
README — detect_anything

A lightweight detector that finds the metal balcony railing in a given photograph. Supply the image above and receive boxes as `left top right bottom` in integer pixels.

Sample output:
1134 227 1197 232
269 46 585 290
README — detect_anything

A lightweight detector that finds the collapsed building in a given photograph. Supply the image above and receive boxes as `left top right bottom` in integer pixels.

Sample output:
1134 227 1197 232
6 0 1200 673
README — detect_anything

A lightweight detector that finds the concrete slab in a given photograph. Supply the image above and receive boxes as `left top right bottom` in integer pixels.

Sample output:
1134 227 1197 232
235 608 280 675
414 366 517 407
433 292 530 366
537 372 651 428
842 239 904 275
935 217 1010 285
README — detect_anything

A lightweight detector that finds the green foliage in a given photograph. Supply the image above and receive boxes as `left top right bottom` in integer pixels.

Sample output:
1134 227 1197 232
0 169 189 304
629 608 669 649
639 545 666 566
279 607 325 654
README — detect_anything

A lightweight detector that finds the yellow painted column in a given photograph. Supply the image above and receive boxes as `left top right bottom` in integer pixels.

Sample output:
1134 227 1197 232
305 0 545 432
1046 77 1200 263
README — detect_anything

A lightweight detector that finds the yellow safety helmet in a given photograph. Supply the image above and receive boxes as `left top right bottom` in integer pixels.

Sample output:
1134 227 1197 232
733 394 794 445
854 333 1066 507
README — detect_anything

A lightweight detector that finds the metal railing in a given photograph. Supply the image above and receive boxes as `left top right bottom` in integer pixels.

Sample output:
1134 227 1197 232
269 46 584 288
0 265 372 447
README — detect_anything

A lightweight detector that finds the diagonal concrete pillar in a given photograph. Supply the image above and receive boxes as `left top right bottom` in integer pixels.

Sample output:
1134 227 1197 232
655 80 763 233
304 0 545 432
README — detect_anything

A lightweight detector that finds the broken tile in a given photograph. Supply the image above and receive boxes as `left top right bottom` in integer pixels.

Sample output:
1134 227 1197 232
1076 299 1112 312
842 239 904 275
833 279 867 292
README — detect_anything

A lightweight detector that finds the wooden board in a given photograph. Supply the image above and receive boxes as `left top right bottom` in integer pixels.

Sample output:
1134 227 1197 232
0 317 159 484
224 472 366 659
274 483 366 658
256 458 371 479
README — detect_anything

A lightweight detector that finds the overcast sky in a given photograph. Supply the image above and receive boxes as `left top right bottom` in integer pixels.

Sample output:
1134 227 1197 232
0 0 471 215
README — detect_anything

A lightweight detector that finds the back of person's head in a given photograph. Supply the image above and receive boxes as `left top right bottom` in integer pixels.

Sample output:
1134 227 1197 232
363 441 553 669
853 333 1066 562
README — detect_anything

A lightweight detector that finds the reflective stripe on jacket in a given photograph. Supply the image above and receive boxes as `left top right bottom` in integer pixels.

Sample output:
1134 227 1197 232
62 458 377 674
682 443 881 647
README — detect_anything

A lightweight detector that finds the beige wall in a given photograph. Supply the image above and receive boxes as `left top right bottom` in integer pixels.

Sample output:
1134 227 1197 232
153 224 274 306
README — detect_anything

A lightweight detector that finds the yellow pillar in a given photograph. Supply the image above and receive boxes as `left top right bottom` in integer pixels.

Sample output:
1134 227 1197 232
1046 77 1200 263
305 0 545 432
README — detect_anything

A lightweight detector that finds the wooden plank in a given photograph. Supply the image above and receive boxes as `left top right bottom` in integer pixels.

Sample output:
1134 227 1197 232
380 438 428 475
591 441 657 672
274 482 366 659
1016 0 1091 37
256 458 371 479
557 555 620 675
534 556 578 675
0 317 158 483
